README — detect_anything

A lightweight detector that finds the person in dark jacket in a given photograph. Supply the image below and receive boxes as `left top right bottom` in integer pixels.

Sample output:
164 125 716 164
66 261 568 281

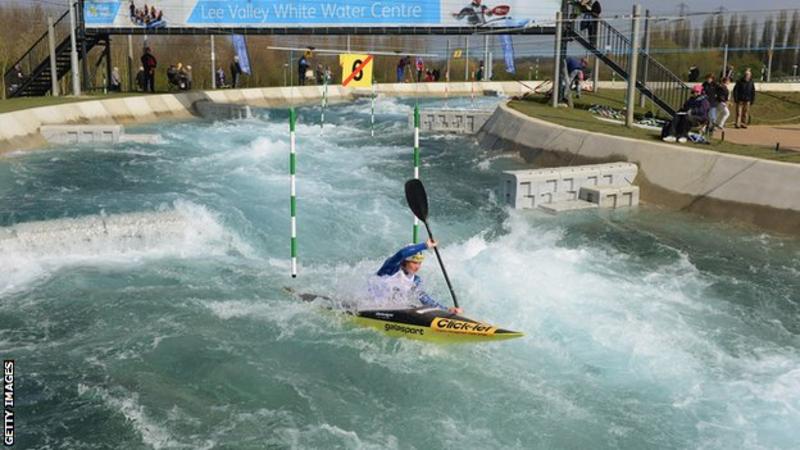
135 66 145 91
662 84 710 143
230 56 242 88
298 55 309 86
140 47 157 93
702 74 721 132
578 0 602 45
733 69 756 129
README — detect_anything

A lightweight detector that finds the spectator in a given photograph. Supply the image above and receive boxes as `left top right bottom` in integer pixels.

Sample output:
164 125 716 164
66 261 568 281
578 0 601 45
716 77 731 130
230 55 242 88
396 56 410 82
216 67 227 88
298 54 309 86
8 63 24 94
315 64 324 85
183 65 192 90
140 47 157 93
662 84 710 143
415 56 424 82
166 64 179 90
109 66 121 92
167 62 189 90
760 65 767 82
135 66 145 91
702 74 721 132
476 61 484 81
688 65 700 82
424 69 434 82
721 64 734 81
733 69 756 129
565 56 588 99
324 65 333 84
432 68 441 81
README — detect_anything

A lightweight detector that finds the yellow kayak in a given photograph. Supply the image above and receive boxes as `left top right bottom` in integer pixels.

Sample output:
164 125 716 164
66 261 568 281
291 290 523 343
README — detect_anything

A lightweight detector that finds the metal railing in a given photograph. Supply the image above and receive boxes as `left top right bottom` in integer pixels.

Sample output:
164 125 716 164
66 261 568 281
566 5 690 116
3 10 71 97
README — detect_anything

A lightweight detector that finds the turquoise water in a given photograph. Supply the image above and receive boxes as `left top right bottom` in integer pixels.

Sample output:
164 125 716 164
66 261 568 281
1 96 799 449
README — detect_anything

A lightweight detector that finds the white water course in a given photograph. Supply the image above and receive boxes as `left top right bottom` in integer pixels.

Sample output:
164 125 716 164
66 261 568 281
0 96 798 449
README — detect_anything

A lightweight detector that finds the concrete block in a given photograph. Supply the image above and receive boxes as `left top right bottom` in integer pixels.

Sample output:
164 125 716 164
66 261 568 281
40 125 122 145
499 162 638 209
411 108 495 134
579 185 640 208
538 199 598 214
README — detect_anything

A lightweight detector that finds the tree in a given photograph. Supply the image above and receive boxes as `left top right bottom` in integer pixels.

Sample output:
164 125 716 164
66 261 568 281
727 14 739 49
784 10 800 75
713 13 725 46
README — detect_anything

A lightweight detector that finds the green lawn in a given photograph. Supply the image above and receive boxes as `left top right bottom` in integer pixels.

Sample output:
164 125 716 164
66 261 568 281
553 88 800 126
509 93 800 164
0 93 145 114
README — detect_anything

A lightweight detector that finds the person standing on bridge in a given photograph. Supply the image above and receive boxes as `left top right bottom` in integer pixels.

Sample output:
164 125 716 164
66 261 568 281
140 47 157 93
369 240 462 314
298 54 310 86
230 56 243 89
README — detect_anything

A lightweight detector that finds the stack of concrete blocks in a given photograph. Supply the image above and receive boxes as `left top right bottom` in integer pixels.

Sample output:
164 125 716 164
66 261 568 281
39 125 160 145
194 101 252 120
499 162 640 213
410 108 495 134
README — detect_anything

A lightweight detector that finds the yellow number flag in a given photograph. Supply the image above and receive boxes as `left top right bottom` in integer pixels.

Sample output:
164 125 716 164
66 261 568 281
339 53 374 88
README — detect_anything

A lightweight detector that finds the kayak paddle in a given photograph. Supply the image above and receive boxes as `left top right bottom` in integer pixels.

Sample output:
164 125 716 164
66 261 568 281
404 179 459 309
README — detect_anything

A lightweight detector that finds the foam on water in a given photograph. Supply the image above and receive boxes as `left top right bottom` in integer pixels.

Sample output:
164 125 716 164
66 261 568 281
0 200 249 294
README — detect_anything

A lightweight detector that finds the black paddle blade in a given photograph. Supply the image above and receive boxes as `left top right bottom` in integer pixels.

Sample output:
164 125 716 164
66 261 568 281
404 179 429 222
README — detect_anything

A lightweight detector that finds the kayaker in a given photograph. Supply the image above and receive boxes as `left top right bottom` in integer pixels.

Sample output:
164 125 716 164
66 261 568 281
369 239 463 314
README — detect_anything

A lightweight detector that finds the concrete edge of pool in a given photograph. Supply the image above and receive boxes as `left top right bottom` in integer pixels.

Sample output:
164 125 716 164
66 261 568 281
479 103 800 234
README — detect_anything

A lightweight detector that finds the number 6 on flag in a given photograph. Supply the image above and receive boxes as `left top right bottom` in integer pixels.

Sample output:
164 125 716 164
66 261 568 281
339 53 373 88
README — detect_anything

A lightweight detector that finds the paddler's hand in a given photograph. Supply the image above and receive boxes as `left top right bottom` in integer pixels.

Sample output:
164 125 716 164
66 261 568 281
426 239 437 249
448 307 463 315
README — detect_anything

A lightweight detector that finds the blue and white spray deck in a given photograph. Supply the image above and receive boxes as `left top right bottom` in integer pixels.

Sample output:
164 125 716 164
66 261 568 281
0 96 798 448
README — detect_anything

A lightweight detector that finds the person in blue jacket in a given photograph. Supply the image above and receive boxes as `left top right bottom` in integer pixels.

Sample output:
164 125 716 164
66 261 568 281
370 239 463 314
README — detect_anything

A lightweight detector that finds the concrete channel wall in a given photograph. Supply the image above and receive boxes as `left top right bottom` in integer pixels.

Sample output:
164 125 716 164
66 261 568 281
479 103 800 233
0 82 534 154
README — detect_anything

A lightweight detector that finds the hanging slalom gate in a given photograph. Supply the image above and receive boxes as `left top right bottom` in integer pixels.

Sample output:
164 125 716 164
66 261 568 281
412 104 421 243
289 108 298 278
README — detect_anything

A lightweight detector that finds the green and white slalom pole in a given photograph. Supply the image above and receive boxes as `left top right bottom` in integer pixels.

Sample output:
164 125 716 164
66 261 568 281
412 103 420 243
289 107 298 278
370 80 376 137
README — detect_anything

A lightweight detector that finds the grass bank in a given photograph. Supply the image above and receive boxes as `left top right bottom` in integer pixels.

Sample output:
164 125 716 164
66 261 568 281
509 92 800 164
0 93 145 114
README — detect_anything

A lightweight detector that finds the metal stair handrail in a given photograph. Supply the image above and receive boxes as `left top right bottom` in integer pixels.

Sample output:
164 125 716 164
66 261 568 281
3 9 71 97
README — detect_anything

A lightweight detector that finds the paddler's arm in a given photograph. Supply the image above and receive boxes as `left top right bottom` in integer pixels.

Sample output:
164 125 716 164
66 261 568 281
376 242 429 276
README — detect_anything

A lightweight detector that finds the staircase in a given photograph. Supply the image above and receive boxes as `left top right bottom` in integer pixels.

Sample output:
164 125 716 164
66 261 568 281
566 10 690 117
3 10 102 98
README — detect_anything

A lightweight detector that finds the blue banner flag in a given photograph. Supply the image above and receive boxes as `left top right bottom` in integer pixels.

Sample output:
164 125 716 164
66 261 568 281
231 34 251 74
500 34 515 74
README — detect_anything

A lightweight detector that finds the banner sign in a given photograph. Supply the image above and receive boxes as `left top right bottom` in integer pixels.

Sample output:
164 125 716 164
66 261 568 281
231 34 251 74
499 34 515 74
84 0 561 29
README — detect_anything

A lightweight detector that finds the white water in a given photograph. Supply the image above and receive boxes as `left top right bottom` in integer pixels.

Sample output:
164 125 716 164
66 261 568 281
1 96 798 449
